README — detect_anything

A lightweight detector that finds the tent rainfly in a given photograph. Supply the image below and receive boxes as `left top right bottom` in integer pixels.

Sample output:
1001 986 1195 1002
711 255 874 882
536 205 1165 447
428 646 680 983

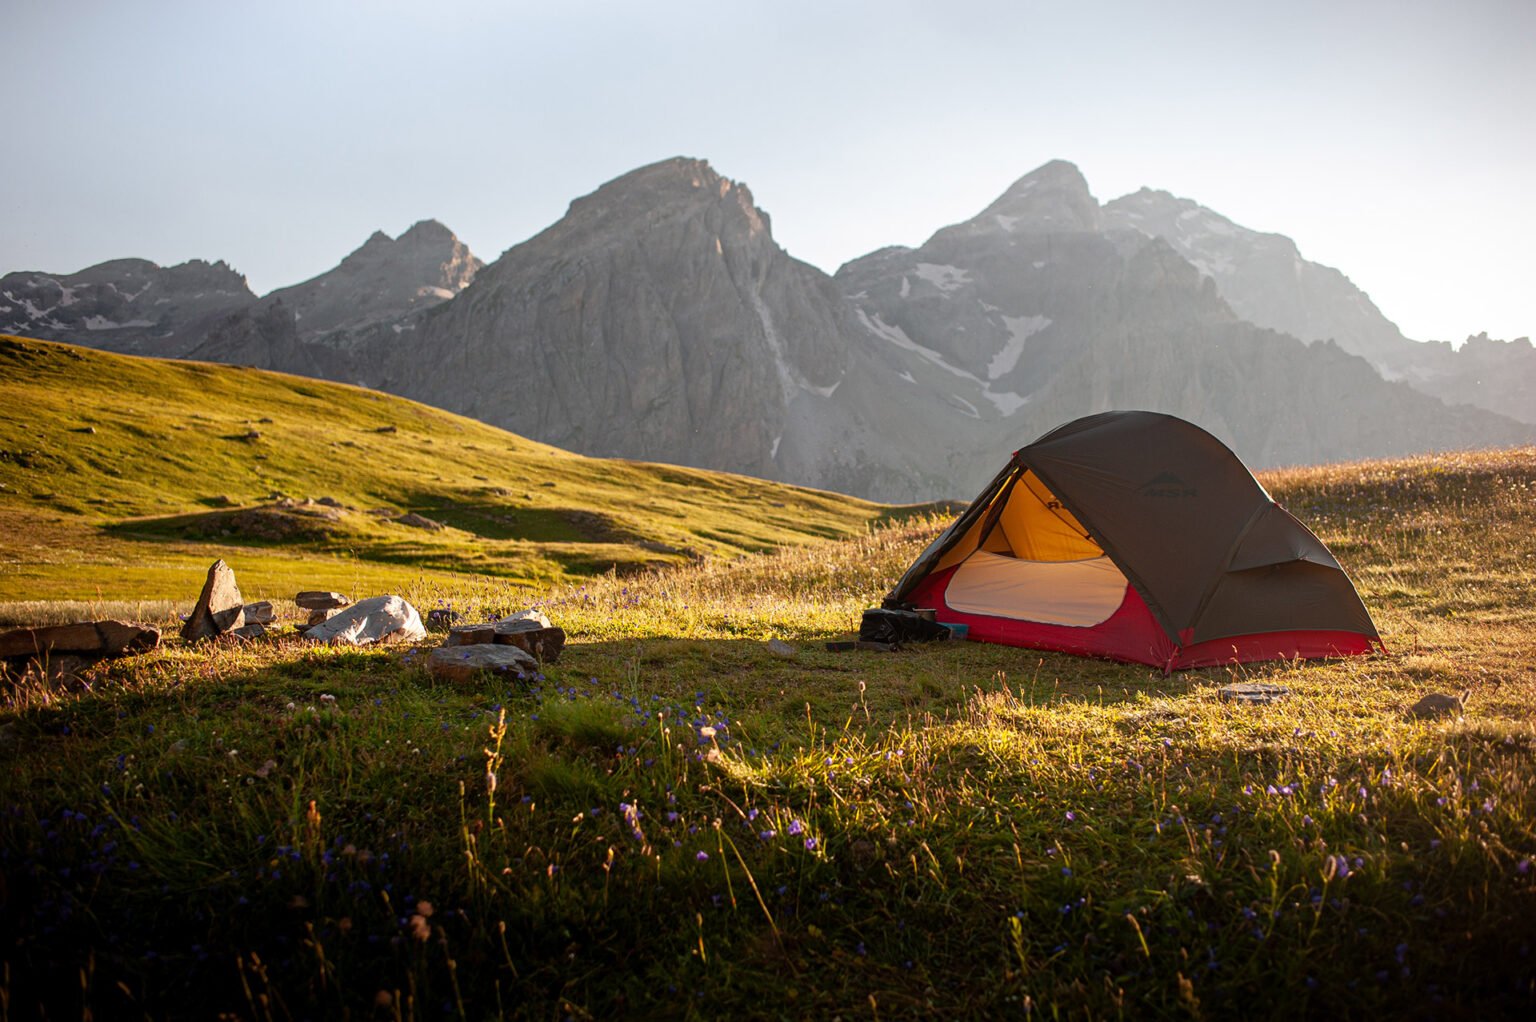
885 411 1383 671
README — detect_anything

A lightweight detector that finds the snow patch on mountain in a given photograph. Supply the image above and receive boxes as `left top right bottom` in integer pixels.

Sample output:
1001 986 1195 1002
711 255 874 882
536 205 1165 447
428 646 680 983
988 315 1051 379
914 263 971 294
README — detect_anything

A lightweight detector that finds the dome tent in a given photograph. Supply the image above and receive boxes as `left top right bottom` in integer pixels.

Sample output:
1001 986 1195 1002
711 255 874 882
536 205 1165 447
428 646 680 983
885 411 1383 671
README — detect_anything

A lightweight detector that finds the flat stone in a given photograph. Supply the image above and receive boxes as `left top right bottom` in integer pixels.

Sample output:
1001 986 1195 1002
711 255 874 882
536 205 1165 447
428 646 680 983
229 622 268 641
242 601 275 625
295 591 350 610
303 595 426 646
0 620 160 658
1409 692 1465 720
495 609 552 633
766 638 796 658
493 624 565 664
446 623 497 646
181 559 246 641
1217 682 1290 705
427 643 537 685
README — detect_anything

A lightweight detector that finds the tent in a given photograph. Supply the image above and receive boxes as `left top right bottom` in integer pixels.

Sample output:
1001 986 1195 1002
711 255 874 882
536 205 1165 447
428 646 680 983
885 411 1383 670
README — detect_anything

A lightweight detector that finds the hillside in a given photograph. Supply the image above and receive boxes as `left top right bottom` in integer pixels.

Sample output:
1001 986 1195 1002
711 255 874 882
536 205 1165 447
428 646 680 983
0 336 907 602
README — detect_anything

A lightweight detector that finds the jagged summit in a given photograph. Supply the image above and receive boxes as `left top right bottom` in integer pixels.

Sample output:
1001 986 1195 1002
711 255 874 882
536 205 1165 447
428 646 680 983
252 219 482 338
548 157 771 244
976 159 1101 233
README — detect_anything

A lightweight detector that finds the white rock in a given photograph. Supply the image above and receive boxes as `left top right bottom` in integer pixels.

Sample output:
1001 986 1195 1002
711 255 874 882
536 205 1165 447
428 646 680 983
304 595 427 646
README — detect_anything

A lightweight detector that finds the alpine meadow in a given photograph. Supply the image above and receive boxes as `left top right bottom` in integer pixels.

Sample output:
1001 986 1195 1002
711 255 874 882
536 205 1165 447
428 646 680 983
1 337 1534 1018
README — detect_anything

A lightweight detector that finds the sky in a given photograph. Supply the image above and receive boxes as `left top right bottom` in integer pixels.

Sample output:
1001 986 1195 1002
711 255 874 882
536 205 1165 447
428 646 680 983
3 0 1532 344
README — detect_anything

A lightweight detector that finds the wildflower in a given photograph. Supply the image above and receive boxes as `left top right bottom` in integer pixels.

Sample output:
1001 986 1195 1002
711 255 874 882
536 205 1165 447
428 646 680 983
1518 858 1532 875
1065 811 1075 822
759 830 776 841
787 820 804 836
695 851 709 862
804 837 818 851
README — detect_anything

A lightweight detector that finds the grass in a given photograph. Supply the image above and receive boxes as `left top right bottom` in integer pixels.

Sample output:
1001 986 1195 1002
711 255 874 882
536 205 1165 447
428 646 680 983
2 426 1534 1016
0 336 923 603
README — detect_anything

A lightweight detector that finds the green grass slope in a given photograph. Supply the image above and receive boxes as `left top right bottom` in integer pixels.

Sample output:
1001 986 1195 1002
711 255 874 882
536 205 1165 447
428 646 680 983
0 335 908 603
1 446 1533 1017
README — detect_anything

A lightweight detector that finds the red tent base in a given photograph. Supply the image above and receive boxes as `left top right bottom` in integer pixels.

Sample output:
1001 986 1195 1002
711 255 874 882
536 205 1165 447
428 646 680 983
909 566 1381 671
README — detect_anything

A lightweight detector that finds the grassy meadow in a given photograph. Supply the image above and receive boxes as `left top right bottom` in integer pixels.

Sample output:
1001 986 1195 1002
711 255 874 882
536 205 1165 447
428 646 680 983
1 339 1534 1017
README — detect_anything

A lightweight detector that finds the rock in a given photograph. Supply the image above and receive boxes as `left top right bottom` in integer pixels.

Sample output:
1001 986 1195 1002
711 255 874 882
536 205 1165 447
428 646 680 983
446 624 497 646
0 620 160 658
395 512 445 531
242 601 275 625
426 608 461 631
303 595 427 646
1217 683 1290 705
180 559 246 641
494 609 552 634
493 624 565 664
315 496 344 508
296 591 350 610
307 608 337 627
766 638 796 658
427 644 537 685
230 622 268 641
1409 692 1466 720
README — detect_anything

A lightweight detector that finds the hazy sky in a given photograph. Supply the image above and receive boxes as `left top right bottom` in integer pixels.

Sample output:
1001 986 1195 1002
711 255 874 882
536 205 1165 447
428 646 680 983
4 0 1532 343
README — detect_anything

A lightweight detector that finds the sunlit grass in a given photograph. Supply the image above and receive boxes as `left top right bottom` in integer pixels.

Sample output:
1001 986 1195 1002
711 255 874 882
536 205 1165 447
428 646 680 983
1 447 1533 1017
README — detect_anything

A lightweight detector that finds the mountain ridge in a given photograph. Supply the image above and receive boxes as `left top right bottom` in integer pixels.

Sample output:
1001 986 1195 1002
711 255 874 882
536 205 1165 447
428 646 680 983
2 156 1530 499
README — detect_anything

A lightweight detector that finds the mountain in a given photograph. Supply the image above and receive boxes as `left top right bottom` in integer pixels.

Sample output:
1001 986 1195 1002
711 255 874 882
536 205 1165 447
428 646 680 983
258 218 482 339
0 258 255 357
292 158 973 500
1101 188 1536 424
834 160 1531 482
3 158 1530 502
0 221 484 372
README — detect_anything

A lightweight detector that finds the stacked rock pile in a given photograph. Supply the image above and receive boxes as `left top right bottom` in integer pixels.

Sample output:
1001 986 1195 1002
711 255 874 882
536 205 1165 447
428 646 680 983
425 610 564 685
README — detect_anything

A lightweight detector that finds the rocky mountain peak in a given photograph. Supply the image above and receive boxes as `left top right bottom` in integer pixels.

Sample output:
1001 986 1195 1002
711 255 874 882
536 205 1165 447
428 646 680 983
398 218 456 245
549 157 771 248
976 159 1101 234
250 221 482 340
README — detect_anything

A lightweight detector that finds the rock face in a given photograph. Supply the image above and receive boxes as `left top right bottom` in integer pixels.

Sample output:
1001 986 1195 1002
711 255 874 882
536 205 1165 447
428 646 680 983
303 595 426 645
426 643 538 685
0 620 160 658
181 560 246 641
258 219 481 338
364 159 878 483
0 258 256 357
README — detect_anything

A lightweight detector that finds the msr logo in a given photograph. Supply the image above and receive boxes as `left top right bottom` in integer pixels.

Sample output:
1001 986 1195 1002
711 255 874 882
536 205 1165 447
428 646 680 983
1140 471 1197 498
